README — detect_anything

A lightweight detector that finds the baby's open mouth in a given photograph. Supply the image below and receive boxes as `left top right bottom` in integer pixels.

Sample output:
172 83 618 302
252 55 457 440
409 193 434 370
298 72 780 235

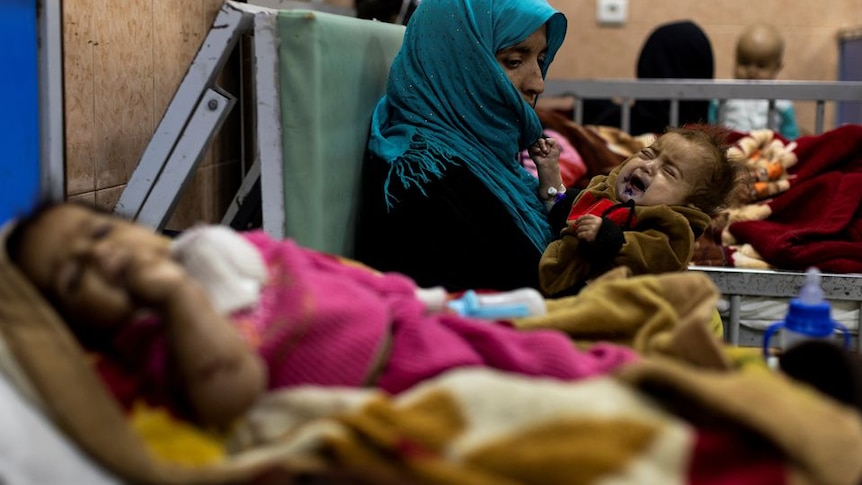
630 174 646 192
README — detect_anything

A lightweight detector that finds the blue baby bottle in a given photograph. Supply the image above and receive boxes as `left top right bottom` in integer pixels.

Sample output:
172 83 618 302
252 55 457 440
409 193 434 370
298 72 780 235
448 288 546 320
762 267 851 360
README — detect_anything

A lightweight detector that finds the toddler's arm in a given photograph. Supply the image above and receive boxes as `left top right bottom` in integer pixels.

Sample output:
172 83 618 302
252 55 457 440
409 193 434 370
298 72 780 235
529 136 565 207
125 254 267 428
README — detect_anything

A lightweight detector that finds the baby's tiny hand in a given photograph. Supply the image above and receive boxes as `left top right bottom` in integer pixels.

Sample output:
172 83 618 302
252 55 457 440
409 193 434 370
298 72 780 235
528 137 561 167
575 214 602 242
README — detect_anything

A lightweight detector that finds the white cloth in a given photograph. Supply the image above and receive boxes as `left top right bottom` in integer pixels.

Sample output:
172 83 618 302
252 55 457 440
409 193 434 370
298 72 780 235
717 98 794 133
171 225 268 315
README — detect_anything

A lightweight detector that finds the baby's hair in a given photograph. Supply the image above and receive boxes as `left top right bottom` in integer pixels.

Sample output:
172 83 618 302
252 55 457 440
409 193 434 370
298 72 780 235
737 23 784 63
5 199 113 266
6 199 60 265
666 124 746 216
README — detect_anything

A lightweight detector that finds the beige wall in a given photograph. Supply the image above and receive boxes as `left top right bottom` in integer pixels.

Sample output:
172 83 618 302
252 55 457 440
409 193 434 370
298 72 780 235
546 0 861 133
63 0 240 229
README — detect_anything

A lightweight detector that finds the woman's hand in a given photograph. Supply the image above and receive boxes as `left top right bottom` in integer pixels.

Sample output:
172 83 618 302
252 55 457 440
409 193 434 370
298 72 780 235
575 214 602 242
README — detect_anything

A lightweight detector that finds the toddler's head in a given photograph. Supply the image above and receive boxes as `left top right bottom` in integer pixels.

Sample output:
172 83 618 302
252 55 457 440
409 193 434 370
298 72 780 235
5 202 173 338
735 23 784 81
615 124 742 216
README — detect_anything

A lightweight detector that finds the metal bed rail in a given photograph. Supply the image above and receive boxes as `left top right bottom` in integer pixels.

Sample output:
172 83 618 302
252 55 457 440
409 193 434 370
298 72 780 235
691 266 862 352
543 79 862 134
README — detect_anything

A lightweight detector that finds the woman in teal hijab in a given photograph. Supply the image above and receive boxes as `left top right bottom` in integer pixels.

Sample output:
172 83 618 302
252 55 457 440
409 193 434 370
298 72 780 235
355 0 568 292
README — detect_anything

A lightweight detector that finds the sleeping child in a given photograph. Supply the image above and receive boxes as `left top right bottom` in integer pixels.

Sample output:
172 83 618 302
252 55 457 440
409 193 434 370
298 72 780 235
4 202 638 429
539 124 745 297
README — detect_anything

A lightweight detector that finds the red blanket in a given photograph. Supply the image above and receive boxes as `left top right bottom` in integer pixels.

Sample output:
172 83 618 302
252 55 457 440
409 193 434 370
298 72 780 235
729 125 862 273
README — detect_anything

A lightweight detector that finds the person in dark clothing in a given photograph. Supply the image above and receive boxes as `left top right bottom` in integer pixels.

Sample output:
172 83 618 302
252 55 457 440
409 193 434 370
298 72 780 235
353 0 568 292
354 0 418 25
585 20 715 136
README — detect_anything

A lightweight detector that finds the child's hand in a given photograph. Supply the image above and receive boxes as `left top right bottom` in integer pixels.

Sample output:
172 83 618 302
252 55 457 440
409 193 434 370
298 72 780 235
574 214 602 242
124 252 193 307
528 137 561 168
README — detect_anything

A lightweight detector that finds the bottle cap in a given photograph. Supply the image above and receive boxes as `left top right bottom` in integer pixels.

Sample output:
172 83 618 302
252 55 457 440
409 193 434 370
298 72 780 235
784 267 835 338
784 299 835 338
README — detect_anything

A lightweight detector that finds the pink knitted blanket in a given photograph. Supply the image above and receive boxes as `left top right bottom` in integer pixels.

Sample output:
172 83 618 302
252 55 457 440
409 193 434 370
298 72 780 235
240 232 636 394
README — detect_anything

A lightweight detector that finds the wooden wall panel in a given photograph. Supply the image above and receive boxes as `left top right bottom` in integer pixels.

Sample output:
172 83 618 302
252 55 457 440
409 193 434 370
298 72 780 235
63 0 240 228
152 0 205 118
63 0 96 197
92 0 155 190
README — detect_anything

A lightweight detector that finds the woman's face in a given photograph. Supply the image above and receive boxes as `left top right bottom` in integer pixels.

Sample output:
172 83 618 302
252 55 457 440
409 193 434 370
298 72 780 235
495 25 548 105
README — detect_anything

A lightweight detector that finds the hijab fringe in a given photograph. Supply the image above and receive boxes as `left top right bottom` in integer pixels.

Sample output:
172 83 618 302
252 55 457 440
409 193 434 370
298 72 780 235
383 142 458 210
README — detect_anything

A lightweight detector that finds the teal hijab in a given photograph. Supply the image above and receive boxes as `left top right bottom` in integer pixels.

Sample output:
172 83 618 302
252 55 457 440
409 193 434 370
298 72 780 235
368 0 567 252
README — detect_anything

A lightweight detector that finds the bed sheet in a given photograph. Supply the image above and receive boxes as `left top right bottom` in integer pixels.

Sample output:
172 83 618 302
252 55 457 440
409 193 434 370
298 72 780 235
0 348 120 485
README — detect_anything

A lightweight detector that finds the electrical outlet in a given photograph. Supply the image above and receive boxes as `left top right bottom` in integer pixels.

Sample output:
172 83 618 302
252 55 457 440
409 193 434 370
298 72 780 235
597 0 627 25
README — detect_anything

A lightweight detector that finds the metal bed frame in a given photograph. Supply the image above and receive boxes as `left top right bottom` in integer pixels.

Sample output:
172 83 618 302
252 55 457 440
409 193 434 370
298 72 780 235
543 78 862 134
543 78 862 349
695 267 862 350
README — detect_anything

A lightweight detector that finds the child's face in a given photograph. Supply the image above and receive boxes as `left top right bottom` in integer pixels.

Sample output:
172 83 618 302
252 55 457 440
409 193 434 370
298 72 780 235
14 204 173 329
615 132 707 207
735 54 781 80
734 36 783 81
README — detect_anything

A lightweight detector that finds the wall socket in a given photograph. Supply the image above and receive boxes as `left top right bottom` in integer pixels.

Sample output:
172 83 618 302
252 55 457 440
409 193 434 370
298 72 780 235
597 0 627 25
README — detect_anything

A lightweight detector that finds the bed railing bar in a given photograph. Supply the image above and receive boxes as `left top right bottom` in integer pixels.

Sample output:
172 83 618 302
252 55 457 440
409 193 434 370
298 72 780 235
544 79 862 102
574 99 584 125
252 10 287 239
114 2 255 224
621 101 631 134
133 87 236 230
716 99 727 123
669 99 679 127
692 266 862 301
728 294 741 345
857 302 862 353
766 99 777 131
815 101 826 134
